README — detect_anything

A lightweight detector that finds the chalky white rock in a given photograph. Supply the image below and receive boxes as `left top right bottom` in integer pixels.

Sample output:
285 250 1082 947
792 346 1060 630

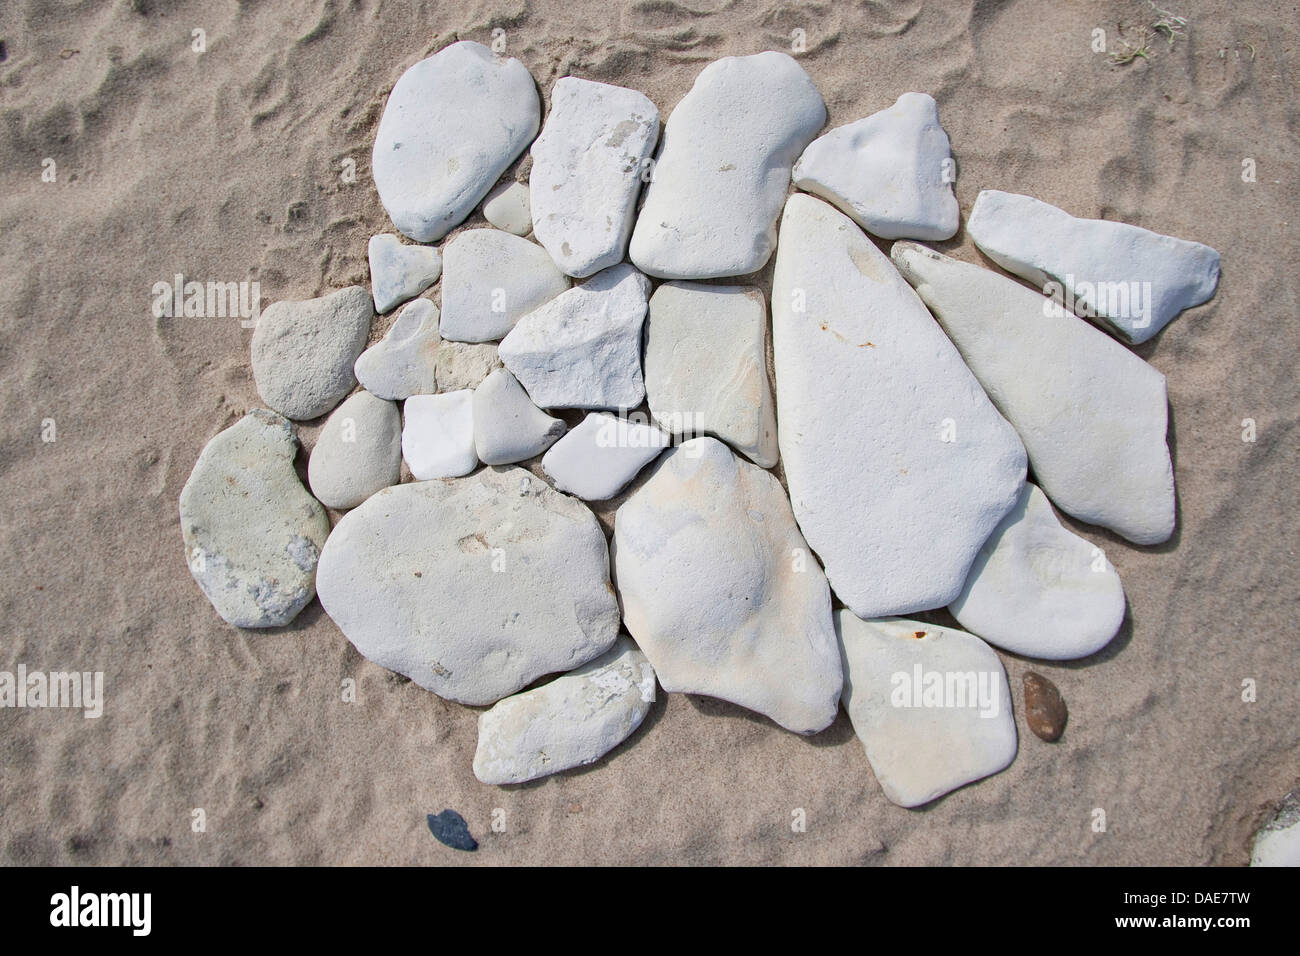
531 77 659 277
629 52 825 279
372 41 540 242
837 613 1018 808
367 233 442 314
793 91 958 241
967 189 1221 344
307 391 402 510
434 340 502 391
498 263 650 409
772 195 1026 618
353 297 440 400
402 391 477 479
482 181 532 236
542 412 669 500
317 468 622 705
613 437 842 734
180 410 330 628
473 636 656 785
1251 792 1300 867
891 241 1176 545
438 229 569 343
472 368 566 465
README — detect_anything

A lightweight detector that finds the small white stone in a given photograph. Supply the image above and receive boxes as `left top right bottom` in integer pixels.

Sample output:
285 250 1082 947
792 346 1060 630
438 229 570 343
793 91 958 241
353 297 440 400
473 635 656 785
434 340 503 392
542 412 669 500
482 181 532 236
473 368 566 465
1251 791 1300 866
837 613 1018 809
367 234 442 314
967 189 1221 344
644 281 777 467
498 263 650 409
530 77 659 277
307 391 402 510
372 41 539 242
402 391 477 479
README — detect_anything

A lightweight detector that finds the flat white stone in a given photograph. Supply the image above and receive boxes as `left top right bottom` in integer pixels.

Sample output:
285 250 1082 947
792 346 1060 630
251 287 372 420
613 437 842 734
629 52 825 279
353 297 440 400
473 368 566 465
772 195 1026 618
180 410 330 628
1252 791 1300 866
482 181 532 236
837 613 1018 808
892 241 1176 545
643 281 777 467
438 229 569 342
793 91 958 241
498 263 650 410
542 412 669 500
967 189 1221 344
531 77 659 278
434 340 502 392
402 391 477 479
307 390 402 510
372 41 540 242
316 468 621 705
949 483 1126 660
473 635 656 784
367 234 442 314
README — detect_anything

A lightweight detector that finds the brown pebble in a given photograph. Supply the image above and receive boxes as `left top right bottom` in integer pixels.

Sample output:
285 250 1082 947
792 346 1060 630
1023 671 1067 742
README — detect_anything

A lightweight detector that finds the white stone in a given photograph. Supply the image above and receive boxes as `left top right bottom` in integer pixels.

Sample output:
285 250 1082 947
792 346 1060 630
434 340 502 392
473 368 566 465
949 483 1126 660
180 410 330 628
251 287 372 420
402 391 477 479
307 391 402 510
837 613 1018 808
438 229 569 342
892 241 1176 545
1252 792 1300 866
473 635 656 785
482 181 532 236
372 41 539 242
793 91 958 241
613 437 842 734
530 77 659 277
967 190 1221 344
353 297 440 400
316 468 621 705
498 263 650 409
643 281 777 467
367 233 442 314
629 52 825 279
542 413 669 501
772 195 1026 618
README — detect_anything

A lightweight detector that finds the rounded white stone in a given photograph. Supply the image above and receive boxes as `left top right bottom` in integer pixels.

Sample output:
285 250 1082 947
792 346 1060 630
472 368 566 466
438 229 569 343
367 233 442 314
402 391 477 480
307 390 402 510
354 297 440 401
482 181 532 237
541 412 669 500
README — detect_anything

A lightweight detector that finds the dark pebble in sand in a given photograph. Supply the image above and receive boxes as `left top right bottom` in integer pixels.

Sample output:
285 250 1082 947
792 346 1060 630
1023 671 1067 742
427 809 477 851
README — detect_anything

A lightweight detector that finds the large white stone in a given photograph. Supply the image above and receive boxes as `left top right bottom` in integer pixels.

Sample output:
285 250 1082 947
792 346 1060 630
438 229 569 343
498 263 650 409
643 281 777 467
472 368 566 465
473 635 656 785
892 241 1176 545
316 468 621 706
367 234 442 314
353 297 440 400
402 391 477 480
542 412 669 501
530 77 659 278
837 613 1018 808
949 483 1126 660
372 41 539 242
613 437 842 734
772 195 1026 618
628 52 825 279
180 410 330 628
307 390 402 510
967 190 1221 344
482 181 532 236
793 91 958 241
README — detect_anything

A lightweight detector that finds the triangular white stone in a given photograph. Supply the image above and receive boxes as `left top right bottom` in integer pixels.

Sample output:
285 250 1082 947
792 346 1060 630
367 234 442 314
